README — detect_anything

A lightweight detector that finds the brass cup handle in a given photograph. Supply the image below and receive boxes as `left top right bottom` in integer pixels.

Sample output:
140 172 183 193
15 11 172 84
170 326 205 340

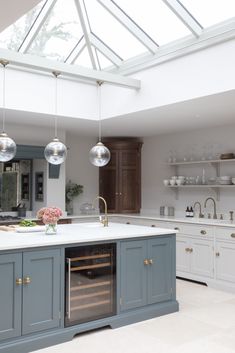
231 233 235 238
148 259 154 265
23 276 31 285
16 278 22 285
201 230 207 235
144 259 149 265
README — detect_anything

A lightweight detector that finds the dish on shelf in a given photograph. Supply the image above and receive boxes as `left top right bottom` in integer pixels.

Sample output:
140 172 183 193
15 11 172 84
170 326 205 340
163 179 170 186
219 176 231 180
232 178 235 185
170 179 176 186
220 153 235 160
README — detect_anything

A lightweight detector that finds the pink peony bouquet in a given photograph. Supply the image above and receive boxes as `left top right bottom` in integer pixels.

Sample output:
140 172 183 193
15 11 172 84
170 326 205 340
37 207 63 225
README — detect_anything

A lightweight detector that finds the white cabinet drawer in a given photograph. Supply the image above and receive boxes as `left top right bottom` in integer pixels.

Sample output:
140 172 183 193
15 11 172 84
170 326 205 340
215 227 235 241
170 223 213 238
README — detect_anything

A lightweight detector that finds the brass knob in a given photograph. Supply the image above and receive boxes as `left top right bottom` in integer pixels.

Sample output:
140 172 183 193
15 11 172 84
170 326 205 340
126 222 130 225
23 276 31 285
231 233 235 238
144 259 149 265
216 252 220 257
185 247 190 252
151 225 156 227
201 230 207 235
149 259 153 265
16 278 22 285
190 248 193 253
174 227 180 231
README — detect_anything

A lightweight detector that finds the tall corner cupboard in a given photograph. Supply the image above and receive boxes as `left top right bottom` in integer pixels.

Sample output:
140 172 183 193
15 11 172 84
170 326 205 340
99 138 143 213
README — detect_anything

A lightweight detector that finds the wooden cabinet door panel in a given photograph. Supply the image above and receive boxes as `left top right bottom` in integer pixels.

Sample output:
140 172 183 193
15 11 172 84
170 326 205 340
191 239 214 278
176 236 191 273
0 253 22 341
148 238 172 304
22 249 61 335
216 242 235 283
119 150 141 213
120 240 147 311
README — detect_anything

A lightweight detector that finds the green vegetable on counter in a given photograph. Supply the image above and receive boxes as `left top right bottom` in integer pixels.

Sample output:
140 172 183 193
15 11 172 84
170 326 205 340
19 220 37 227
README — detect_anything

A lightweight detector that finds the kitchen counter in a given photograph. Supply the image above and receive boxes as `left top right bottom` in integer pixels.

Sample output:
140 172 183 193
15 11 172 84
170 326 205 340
0 222 177 251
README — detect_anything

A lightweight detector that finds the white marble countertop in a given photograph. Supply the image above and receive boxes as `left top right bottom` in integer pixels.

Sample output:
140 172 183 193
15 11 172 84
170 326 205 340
67 213 235 228
0 222 177 251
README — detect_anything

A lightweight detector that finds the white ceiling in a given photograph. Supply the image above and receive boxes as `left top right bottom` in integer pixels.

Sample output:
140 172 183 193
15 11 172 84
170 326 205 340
0 0 42 32
3 89 235 138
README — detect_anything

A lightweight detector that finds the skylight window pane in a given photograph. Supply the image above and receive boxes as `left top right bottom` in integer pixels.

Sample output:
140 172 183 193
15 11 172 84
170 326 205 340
84 0 147 60
0 0 46 51
96 51 113 69
28 0 83 61
180 0 235 27
74 48 93 69
114 0 191 45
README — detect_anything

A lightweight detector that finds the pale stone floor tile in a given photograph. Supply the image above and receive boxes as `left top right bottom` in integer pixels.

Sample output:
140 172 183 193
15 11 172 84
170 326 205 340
36 280 235 353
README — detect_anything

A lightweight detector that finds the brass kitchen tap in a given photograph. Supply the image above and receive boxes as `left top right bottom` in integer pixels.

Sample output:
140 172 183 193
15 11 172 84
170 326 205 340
193 201 204 218
92 196 109 227
204 197 217 220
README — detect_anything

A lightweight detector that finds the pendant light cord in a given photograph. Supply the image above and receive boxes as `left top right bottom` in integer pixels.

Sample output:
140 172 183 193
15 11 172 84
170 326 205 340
97 81 103 142
52 71 60 139
1 60 8 132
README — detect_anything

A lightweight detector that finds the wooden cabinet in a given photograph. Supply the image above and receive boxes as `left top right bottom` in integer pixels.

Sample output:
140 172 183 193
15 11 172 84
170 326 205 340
215 241 235 283
0 249 61 341
0 253 22 341
120 237 174 312
99 139 142 213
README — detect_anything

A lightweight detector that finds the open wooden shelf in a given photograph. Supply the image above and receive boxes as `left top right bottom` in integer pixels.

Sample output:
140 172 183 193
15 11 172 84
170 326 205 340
71 262 111 271
168 158 235 166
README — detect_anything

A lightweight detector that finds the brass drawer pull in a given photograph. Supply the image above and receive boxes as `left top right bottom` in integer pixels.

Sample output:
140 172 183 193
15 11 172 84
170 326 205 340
23 276 31 285
216 252 220 257
185 247 190 252
126 222 130 225
148 259 153 265
231 233 235 238
189 248 193 253
174 227 179 231
200 230 207 235
144 259 149 265
16 278 22 285
151 225 156 227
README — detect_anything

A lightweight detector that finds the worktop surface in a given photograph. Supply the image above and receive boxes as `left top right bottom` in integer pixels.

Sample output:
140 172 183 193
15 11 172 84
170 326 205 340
0 222 177 251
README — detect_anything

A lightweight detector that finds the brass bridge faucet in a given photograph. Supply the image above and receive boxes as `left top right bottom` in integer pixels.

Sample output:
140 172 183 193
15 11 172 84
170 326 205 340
92 196 109 227
204 197 217 220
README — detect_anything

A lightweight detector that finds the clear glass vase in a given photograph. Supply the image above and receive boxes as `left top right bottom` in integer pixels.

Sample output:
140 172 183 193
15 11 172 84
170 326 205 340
45 223 57 235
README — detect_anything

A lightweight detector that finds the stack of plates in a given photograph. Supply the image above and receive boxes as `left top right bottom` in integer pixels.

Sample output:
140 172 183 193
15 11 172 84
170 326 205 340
218 176 232 185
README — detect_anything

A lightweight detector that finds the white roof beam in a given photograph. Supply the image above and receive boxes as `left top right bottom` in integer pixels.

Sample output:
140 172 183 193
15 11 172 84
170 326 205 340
162 0 202 37
0 48 140 89
97 0 158 54
90 33 122 67
65 36 86 64
74 0 97 70
18 0 58 53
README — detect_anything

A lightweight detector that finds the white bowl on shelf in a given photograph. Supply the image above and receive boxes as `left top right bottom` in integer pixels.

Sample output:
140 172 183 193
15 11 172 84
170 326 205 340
219 176 231 181
170 179 176 186
176 179 184 186
163 179 170 186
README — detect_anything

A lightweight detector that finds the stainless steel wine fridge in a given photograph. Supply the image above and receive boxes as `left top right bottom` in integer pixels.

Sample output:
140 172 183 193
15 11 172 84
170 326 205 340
65 243 116 327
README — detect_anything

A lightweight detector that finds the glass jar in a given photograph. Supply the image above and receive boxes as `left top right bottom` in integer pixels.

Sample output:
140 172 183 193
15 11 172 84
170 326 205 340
45 223 57 235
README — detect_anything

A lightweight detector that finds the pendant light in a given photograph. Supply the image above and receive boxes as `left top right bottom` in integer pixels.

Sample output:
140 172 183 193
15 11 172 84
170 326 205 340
0 60 16 162
44 71 67 165
89 81 110 167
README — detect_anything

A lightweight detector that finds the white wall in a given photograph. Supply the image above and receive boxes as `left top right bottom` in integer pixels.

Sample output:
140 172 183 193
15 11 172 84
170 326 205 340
102 39 235 118
1 39 235 121
142 123 235 219
65 134 99 214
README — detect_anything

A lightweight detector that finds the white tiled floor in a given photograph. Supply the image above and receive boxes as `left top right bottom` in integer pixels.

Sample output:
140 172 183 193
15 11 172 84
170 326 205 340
37 280 235 353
